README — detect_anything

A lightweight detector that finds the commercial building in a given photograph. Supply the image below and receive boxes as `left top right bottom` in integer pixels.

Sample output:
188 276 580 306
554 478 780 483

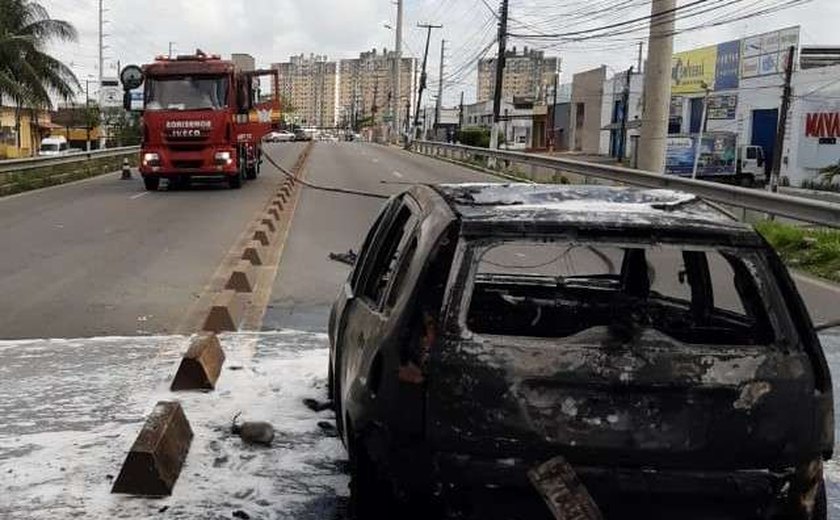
0 106 53 158
477 47 560 103
271 54 338 128
569 66 607 154
462 97 544 150
666 26 840 185
338 49 415 132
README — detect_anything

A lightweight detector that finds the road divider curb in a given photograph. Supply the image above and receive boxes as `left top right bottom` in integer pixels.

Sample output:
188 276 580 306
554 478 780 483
268 207 281 220
203 289 245 332
241 240 266 266
253 229 271 246
170 334 226 391
111 401 193 496
224 259 256 293
261 217 277 232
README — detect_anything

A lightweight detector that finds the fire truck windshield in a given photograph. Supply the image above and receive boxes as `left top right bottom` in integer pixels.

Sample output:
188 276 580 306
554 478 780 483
145 75 229 111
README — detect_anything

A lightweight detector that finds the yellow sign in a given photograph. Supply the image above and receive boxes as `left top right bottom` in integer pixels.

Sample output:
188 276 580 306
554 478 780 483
671 46 717 94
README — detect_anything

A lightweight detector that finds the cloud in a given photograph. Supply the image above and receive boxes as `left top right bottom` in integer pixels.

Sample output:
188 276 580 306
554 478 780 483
39 0 837 108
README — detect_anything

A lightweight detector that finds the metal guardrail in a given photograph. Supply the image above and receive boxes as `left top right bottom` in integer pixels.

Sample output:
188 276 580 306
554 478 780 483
0 146 140 174
414 140 840 229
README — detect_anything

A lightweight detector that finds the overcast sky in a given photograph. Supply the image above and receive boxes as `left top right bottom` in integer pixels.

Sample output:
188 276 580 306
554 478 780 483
41 0 839 107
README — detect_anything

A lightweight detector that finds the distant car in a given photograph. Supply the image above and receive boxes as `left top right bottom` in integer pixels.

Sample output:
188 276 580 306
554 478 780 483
264 131 295 143
329 183 833 519
39 136 69 156
294 129 313 142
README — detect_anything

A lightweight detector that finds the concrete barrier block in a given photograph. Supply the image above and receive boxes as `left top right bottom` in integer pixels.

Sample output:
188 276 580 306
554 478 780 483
170 334 226 391
268 208 280 221
270 199 283 210
202 290 245 332
260 218 276 232
253 229 270 246
224 260 255 293
111 401 193 496
241 240 265 266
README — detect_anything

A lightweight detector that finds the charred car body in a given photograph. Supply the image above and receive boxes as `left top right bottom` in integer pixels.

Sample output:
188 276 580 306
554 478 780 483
328 183 833 519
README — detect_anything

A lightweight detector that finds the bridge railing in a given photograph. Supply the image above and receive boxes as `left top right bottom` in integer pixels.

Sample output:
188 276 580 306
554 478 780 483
413 140 840 229
0 146 140 174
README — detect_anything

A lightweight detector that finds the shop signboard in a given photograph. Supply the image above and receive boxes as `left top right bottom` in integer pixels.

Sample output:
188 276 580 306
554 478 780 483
715 40 741 90
707 94 738 120
741 26 800 78
671 46 717 94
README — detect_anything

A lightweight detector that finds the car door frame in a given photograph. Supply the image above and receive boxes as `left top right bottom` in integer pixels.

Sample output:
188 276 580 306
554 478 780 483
336 194 422 443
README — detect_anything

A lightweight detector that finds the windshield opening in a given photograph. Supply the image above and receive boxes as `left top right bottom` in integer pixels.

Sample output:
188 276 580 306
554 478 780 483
40 144 59 152
145 75 229 111
465 240 777 346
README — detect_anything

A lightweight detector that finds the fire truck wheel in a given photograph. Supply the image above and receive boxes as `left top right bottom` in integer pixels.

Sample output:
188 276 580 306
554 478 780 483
246 164 257 181
229 171 243 189
143 176 160 191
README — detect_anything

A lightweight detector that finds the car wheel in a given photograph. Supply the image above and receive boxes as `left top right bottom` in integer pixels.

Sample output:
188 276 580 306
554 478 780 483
349 431 396 520
739 175 754 188
143 176 159 191
813 477 827 520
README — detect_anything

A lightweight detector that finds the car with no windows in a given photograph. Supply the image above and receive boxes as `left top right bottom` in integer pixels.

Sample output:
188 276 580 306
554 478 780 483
328 183 833 519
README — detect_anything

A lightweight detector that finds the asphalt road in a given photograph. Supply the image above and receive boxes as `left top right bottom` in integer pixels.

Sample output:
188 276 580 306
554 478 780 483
262 142 499 331
263 141 840 331
0 143 304 339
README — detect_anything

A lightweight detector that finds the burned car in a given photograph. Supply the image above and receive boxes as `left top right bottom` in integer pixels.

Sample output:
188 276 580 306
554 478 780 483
328 183 833 519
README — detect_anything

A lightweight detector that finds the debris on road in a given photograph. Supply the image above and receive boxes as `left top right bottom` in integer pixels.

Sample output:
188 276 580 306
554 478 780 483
328 250 357 266
232 412 275 446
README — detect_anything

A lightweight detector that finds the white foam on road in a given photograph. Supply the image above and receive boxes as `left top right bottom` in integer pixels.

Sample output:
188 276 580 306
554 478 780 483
0 331 346 519
3 331 840 518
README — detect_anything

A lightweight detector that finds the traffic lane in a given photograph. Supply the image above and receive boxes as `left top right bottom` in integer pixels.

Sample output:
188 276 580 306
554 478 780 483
793 272 840 326
262 142 501 331
0 143 304 339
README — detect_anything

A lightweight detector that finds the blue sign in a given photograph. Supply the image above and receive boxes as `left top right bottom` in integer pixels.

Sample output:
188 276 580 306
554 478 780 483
715 40 740 90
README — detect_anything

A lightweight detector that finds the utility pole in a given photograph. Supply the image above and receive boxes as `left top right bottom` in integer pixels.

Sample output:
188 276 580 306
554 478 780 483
691 82 711 179
637 0 676 173
618 66 634 163
458 90 464 135
435 39 446 131
769 45 796 193
550 71 559 151
413 23 442 140
98 0 104 90
637 42 644 74
393 0 403 142
490 0 510 154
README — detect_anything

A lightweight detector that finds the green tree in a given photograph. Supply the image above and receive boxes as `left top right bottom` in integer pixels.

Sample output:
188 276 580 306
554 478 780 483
0 0 80 149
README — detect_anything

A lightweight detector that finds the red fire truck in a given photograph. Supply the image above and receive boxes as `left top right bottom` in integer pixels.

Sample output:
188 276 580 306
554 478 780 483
120 51 280 191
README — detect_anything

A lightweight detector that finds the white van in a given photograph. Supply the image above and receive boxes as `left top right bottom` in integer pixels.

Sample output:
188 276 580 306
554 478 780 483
39 136 69 156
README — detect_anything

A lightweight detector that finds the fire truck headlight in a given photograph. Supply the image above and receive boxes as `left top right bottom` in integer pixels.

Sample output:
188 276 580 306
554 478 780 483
214 151 233 166
142 152 160 166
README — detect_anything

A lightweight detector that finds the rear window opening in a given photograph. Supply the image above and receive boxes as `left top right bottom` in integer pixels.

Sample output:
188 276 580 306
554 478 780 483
465 241 776 346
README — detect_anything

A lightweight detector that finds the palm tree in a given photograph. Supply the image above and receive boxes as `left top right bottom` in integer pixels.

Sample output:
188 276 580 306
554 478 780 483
0 0 80 150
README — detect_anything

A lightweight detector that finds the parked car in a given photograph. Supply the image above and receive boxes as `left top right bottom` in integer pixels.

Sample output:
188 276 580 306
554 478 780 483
264 130 295 143
39 136 69 156
328 183 833 519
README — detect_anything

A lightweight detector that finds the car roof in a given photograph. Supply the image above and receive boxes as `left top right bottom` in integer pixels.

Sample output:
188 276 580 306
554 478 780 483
424 183 758 242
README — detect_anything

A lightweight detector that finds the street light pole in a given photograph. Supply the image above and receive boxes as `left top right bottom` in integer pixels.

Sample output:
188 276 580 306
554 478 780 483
394 0 403 143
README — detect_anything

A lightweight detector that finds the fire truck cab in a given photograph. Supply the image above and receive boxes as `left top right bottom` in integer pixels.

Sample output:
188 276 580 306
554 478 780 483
121 51 279 191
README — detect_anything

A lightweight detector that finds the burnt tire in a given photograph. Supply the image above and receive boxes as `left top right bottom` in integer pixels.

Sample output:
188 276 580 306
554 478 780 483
349 434 396 520
813 478 827 520
143 176 159 191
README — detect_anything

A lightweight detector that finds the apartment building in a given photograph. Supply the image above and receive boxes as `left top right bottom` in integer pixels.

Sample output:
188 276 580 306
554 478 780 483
338 49 415 128
477 46 560 103
272 54 338 127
